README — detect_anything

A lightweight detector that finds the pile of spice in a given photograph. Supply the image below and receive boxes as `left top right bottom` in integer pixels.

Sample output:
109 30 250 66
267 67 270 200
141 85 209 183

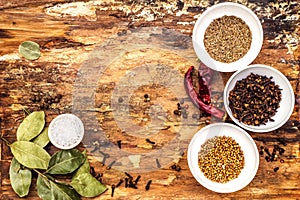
204 15 252 63
198 136 245 183
228 73 282 126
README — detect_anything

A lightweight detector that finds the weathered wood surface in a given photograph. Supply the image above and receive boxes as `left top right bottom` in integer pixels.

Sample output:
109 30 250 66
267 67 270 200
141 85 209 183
0 0 299 199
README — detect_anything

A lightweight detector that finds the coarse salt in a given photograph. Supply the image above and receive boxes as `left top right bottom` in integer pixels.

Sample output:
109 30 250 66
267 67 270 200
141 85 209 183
48 114 84 149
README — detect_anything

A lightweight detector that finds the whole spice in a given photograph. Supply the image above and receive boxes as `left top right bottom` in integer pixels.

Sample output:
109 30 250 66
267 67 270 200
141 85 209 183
198 136 245 183
116 179 124 187
170 163 181 172
184 66 225 119
107 160 116 170
117 140 122 149
125 172 133 179
134 175 141 184
198 63 213 104
146 138 155 144
156 158 161 168
204 15 252 63
229 73 282 126
145 180 152 191
111 185 115 197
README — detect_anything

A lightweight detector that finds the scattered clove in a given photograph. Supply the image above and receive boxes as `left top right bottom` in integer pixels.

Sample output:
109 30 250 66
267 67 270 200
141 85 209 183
107 160 116 170
90 166 96 176
145 180 152 191
134 175 141 184
146 138 155 145
117 140 122 149
125 172 133 179
116 179 124 188
111 185 115 197
156 158 161 168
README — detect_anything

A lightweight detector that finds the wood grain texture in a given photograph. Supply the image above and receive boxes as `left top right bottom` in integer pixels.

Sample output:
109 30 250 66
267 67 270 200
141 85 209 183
0 0 299 199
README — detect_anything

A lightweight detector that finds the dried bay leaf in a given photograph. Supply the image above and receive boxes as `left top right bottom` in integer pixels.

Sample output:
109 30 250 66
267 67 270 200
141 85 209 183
71 173 107 197
10 141 51 170
19 41 41 61
32 127 49 147
37 174 80 200
17 111 45 141
46 149 85 175
71 150 107 197
73 150 90 177
9 157 32 197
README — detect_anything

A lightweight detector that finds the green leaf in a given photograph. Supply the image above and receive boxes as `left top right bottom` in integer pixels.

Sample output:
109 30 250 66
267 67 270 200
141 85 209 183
73 150 90 177
37 174 51 200
9 158 32 197
37 174 80 200
71 173 107 197
10 141 51 169
17 111 45 141
19 41 41 61
71 150 106 197
32 127 49 147
46 149 85 175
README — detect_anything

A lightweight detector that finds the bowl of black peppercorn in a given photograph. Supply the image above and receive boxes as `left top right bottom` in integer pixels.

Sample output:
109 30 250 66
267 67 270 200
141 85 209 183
224 64 295 132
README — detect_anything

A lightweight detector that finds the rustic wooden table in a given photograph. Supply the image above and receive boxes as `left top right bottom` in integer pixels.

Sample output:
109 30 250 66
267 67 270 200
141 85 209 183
0 0 299 199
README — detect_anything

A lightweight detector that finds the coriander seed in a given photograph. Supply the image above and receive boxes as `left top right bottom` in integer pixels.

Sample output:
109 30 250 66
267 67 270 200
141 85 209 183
198 136 245 183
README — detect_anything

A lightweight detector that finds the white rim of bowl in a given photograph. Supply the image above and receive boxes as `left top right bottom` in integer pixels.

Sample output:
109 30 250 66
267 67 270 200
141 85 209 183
187 123 259 193
48 114 84 149
192 2 263 72
223 64 295 132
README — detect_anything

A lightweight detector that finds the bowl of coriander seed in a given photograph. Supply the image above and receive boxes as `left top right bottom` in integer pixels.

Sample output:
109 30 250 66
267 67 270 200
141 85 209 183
223 64 295 132
187 123 259 193
192 2 263 72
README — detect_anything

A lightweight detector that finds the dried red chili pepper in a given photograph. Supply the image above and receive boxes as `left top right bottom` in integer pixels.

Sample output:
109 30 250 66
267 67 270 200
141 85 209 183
198 63 213 104
184 66 225 119
198 63 214 85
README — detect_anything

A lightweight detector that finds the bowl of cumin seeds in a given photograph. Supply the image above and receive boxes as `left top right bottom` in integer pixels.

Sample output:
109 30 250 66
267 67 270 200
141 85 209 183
192 2 263 72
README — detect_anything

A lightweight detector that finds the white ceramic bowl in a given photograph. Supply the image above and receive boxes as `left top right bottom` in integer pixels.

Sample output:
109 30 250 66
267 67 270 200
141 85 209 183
192 2 263 72
187 123 259 193
224 64 295 132
48 114 84 149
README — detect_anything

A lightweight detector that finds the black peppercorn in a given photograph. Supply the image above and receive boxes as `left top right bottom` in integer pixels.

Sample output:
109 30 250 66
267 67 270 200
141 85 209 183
265 156 270 162
118 97 124 103
171 164 177 170
173 110 181 116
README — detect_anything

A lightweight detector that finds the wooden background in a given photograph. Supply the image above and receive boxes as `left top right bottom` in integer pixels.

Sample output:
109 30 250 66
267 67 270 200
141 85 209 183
0 0 299 199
